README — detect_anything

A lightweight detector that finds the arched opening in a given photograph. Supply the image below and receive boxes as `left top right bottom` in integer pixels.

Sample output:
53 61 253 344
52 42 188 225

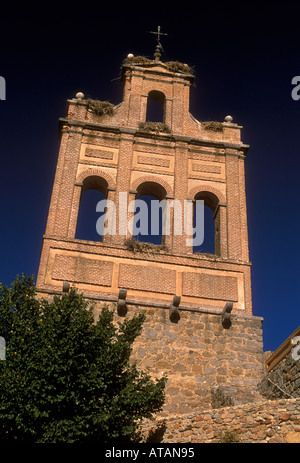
193 191 219 255
132 181 167 245
75 176 108 242
146 90 166 123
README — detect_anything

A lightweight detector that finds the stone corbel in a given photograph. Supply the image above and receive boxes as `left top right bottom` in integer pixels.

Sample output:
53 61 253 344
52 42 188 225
117 288 127 316
62 281 70 293
222 301 233 328
169 295 181 323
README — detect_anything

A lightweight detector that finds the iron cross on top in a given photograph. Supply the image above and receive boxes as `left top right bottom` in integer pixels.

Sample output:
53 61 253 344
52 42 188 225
149 26 168 47
149 26 168 60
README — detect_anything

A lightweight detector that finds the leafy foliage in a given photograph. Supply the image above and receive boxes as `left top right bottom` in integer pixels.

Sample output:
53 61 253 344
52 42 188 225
0 275 166 443
219 430 239 443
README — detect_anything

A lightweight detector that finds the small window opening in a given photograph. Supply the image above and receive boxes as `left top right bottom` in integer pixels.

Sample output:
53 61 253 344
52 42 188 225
75 176 107 242
133 194 163 245
132 182 166 245
193 191 219 255
146 90 165 122
193 204 215 254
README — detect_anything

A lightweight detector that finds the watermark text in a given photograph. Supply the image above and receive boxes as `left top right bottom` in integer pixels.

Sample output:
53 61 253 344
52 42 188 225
0 76 6 100
292 336 300 362
0 336 6 360
95 193 204 246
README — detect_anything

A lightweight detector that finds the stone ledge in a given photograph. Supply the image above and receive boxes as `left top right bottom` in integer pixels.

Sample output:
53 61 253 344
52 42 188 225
36 287 263 322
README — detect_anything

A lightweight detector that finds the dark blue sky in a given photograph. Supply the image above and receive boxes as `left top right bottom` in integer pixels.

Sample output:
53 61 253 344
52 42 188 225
0 3 299 352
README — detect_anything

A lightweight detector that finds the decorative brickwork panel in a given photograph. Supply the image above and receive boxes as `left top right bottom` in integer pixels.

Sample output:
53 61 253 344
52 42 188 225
85 148 114 160
132 150 174 175
53 254 113 286
191 163 222 174
182 272 238 301
137 155 170 168
82 134 119 149
188 159 225 182
118 264 176 294
79 144 118 167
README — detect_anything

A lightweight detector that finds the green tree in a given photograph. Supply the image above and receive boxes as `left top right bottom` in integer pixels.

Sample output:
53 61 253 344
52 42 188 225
0 275 166 443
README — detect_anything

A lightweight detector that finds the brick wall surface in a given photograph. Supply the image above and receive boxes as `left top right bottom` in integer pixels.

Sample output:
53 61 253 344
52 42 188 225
52 255 114 287
37 238 252 312
182 272 238 301
38 56 252 315
118 264 176 294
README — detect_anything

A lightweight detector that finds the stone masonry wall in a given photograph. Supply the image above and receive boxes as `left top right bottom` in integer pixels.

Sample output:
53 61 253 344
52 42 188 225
141 398 300 443
92 301 265 415
258 352 300 400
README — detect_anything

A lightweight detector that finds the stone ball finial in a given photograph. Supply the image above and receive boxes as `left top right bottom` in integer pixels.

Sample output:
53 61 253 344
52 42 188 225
75 92 84 100
225 115 233 123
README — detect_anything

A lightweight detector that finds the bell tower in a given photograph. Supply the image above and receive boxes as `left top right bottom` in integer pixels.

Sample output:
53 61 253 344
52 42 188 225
37 53 252 314
37 45 265 413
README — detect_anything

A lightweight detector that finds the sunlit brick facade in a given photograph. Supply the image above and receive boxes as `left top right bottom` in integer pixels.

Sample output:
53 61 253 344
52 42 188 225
37 54 265 412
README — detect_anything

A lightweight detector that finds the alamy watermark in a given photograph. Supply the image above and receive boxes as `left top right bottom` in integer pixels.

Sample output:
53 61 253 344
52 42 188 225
291 336 300 362
291 76 300 100
95 194 204 246
0 336 6 360
0 76 6 100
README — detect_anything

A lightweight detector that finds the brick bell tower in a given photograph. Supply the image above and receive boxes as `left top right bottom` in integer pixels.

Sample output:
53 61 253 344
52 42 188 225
37 40 265 413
